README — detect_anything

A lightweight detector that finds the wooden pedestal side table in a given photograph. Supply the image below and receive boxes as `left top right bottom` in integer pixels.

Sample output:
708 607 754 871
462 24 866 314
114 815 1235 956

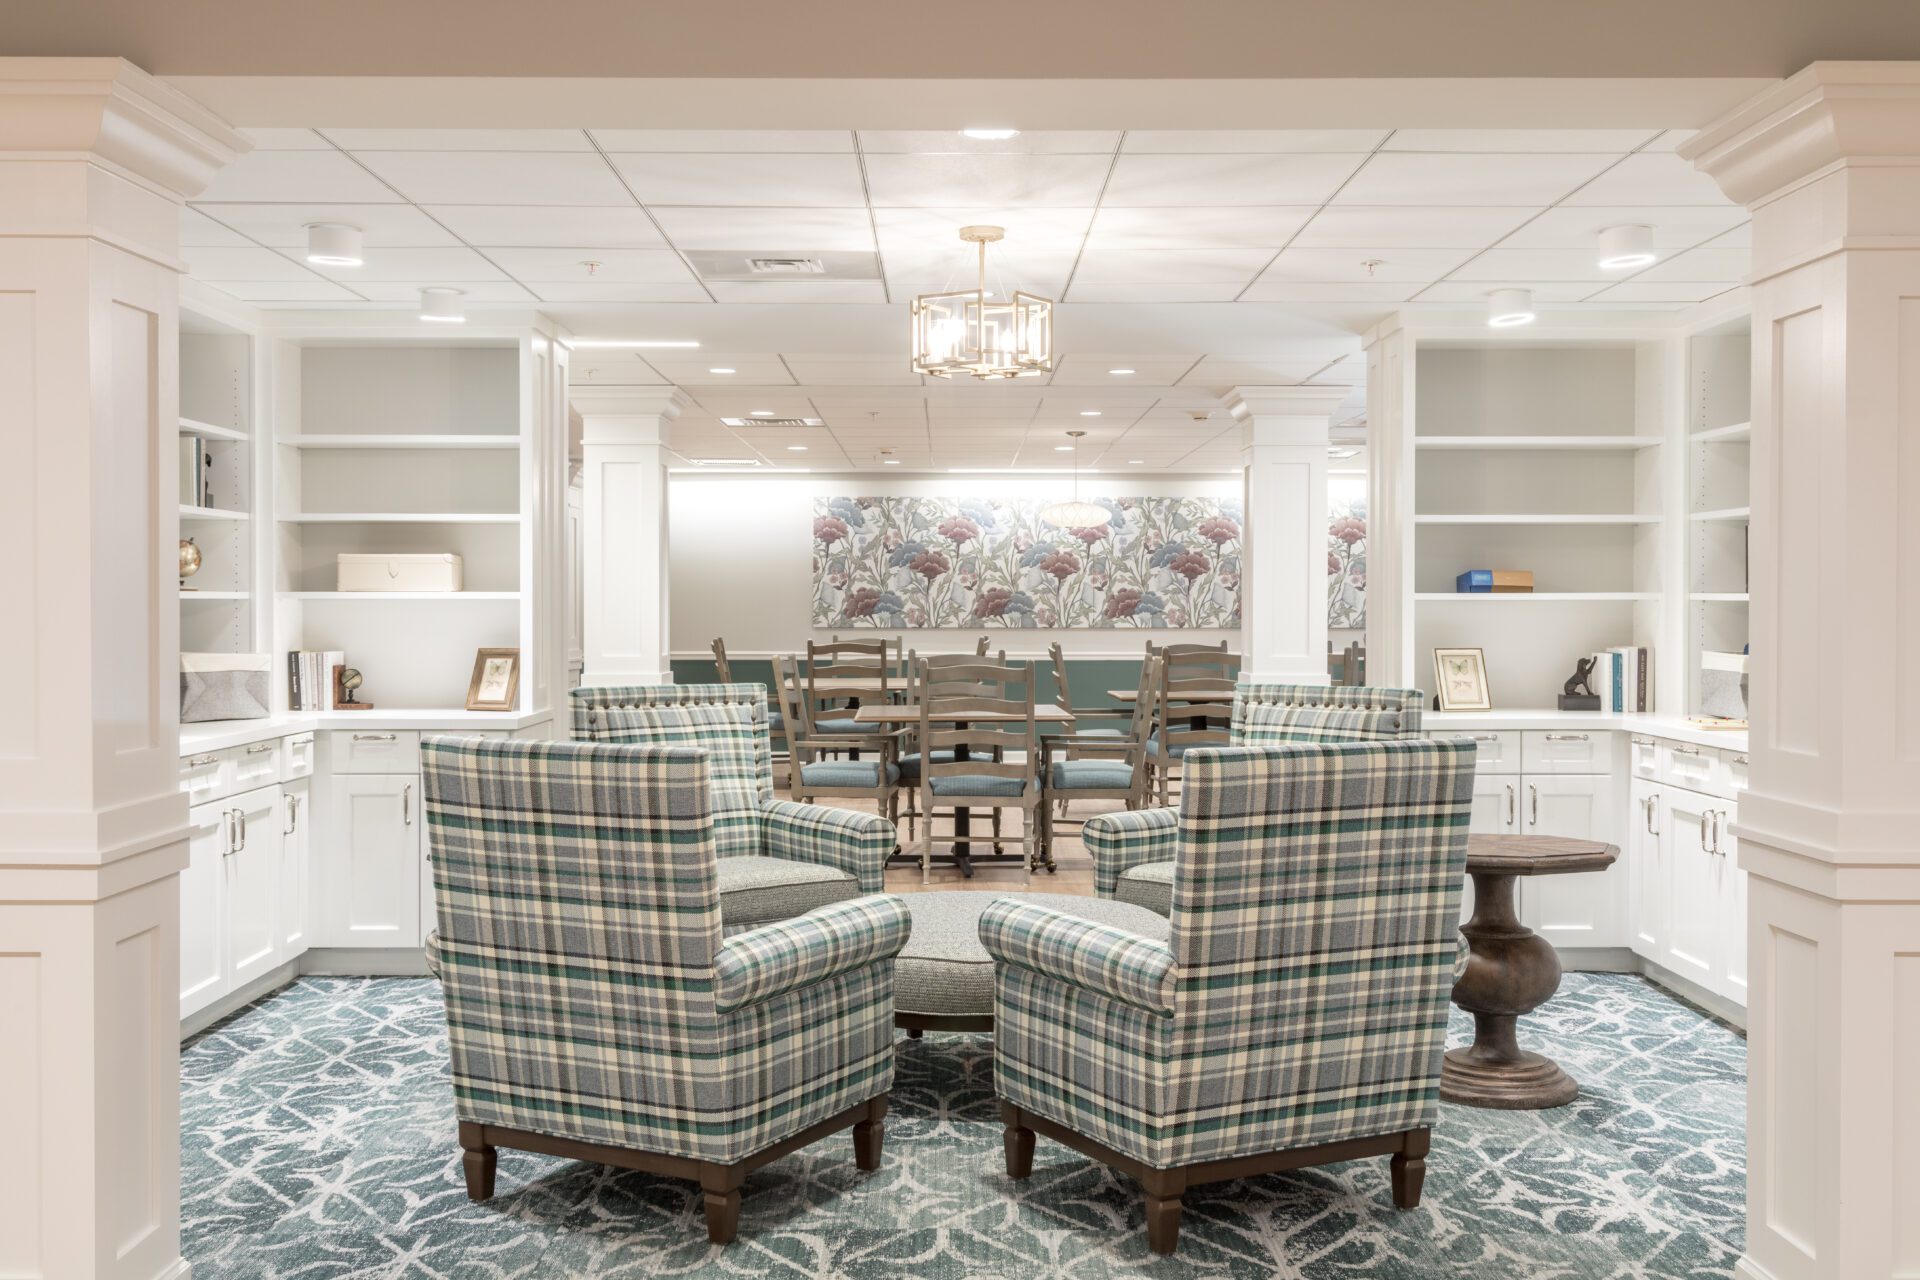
1442 834 1619 1110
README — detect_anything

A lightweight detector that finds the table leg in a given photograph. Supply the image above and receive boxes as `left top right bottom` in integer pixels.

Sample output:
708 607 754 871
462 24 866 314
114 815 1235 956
1440 870 1578 1109
951 738 973 876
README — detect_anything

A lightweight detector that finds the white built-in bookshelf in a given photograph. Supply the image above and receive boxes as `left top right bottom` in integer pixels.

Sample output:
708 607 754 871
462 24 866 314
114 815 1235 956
1686 323 1751 715
178 321 261 657
1406 343 1668 709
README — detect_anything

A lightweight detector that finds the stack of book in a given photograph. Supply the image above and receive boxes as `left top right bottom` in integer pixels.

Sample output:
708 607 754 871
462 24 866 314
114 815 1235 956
288 649 345 711
1592 646 1651 713
1456 569 1534 593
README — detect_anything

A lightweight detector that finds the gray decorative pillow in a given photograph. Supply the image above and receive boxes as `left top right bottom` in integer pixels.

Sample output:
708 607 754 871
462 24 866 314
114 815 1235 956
181 653 271 722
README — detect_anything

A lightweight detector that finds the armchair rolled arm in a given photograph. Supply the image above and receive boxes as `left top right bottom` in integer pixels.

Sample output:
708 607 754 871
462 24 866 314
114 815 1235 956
1082 805 1180 897
713 894 912 1013
979 900 1175 1016
761 798 897 893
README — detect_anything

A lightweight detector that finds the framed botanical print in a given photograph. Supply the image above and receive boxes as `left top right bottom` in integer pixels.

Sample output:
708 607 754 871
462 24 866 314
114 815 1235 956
465 647 521 712
1432 647 1492 712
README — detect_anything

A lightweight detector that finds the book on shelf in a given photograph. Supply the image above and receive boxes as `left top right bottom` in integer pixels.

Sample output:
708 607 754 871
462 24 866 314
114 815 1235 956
287 649 345 711
1455 569 1534 593
1590 645 1652 714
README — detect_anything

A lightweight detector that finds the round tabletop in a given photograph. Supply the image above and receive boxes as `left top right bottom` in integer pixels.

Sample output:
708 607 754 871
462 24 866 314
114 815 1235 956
1465 834 1619 877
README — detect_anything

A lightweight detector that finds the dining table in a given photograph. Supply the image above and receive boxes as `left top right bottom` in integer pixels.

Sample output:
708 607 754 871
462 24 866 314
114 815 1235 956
1103 687 1235 702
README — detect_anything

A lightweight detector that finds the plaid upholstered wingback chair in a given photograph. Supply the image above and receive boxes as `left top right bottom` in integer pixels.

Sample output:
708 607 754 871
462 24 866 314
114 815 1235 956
570 684 896 927
420 736 911 1244
1086 681 1426 914
981 739 1475 1255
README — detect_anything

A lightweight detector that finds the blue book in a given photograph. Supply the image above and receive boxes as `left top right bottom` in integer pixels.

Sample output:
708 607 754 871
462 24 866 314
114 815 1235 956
1456 569 1493 593
1612 650 1625 713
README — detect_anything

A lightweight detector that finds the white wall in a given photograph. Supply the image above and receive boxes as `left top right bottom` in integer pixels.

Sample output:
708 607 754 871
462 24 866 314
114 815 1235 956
670 471 1241 659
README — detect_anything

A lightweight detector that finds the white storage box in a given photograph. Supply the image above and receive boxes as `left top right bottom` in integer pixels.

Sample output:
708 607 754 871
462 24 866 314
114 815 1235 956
336 553 464 592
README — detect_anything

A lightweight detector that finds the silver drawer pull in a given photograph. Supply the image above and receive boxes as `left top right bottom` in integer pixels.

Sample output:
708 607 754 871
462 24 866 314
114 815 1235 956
187 753 220 767
1733 755 1748 765
1544 733 1589 742
246 743 274 755
1630 736 1653 746
1671 745 1701 757
1453 733 1500 743
403 783 413 826
353 733 398 742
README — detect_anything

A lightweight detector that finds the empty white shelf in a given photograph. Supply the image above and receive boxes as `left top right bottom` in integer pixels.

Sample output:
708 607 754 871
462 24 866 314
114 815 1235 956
1690 506 1751 522
1691 422 1752 444
1414 513 1659 525
281 434 520 450
179 590 250 601
180 417 249 443
1415 592 1658 602
280 512 521 524
180 504 250 521
1690 592 1751 602
1415 435 1663 451
280 591 521 601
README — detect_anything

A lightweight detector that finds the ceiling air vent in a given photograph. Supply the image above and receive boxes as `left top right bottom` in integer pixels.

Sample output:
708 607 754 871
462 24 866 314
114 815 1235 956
685 250 882 283
747 257 827 275
721 416 824 428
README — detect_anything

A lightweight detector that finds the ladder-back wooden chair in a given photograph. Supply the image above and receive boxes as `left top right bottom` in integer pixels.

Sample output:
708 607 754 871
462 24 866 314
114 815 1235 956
1148 647 1240 806
773 654 903 825
1039 653 1157 865
913 656 1040 885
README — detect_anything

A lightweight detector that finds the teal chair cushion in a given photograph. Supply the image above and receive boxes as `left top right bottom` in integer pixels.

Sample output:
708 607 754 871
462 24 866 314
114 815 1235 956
930 774 1032 798
767 709 785 733
815 718 869 735
1049 760 1136 790
800 760 900 788
1144 738 1194 759
1072 727 1126 739
897 749 957 778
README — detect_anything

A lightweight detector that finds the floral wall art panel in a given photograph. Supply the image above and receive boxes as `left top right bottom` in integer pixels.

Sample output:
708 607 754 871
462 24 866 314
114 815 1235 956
811 495 1243 629
1328 474 1367 631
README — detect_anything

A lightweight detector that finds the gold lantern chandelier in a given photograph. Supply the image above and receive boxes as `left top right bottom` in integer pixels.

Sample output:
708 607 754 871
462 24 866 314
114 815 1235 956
909 225 1055 380
1040 430 1111 529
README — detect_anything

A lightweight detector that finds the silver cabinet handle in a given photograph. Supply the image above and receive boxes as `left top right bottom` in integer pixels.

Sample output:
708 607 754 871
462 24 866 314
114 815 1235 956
1699 810 1711 852
402 783 413 826
1643 794 1658 835
1544 733 1589 742
1672 745 1701 757
1454 733 1499 743
1734 755 1749 766
238 808 248 851
188 753 219 767
1630 736 1653 746
354 732 398 742
223 810 237 857
1712 809 1727 856
1505 783 1515 826
1529 783 1539 826
246 743 274 755
285 793 299 835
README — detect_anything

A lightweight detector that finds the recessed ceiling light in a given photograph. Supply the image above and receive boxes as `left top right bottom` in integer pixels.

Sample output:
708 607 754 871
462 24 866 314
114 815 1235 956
1054 445 1075 452
1108 368 1136 376
304 222 363 267
1079 410 1102 417
418 287 465 324
1128 459 1146 465
749 410 775 417
708 367 736 374
1487 288 1536 328
962 128 1020 141
1597 224 1658 270
689 458 761 467
787 445 808 452
569 339 701 349
882 459 901 465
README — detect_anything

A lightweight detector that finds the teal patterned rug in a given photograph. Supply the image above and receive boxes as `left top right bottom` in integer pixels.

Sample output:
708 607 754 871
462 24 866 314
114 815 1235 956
182 974 1745 1278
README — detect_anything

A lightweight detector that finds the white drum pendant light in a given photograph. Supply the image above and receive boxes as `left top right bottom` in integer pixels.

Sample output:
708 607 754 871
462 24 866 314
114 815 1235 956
419 287 467 323
305 222 364 266
1040 430 1110 529
910 225 1054 380
1597 224 1657 270
1487 288 1536 328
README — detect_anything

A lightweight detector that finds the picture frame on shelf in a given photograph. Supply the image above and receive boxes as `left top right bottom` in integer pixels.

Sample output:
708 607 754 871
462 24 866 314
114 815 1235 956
1433 646 1493 712
465 647 521 712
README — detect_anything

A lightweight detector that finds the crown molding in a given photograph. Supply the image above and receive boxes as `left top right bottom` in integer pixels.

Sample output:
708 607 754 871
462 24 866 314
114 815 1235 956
1223 385 1352 422
569 385 693 421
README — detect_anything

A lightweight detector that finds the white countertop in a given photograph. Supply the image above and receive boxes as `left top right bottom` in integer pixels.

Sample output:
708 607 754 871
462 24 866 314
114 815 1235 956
180 707 555 756
1425 709 1748 753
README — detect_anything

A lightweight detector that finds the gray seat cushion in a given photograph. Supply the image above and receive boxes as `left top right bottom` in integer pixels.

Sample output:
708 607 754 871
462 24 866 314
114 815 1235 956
814 718 870 734
1144 738 1195 759
767 709 785 733
896 749 956 778
1115 860 1176 915
930 774 1031 797
1048 759 1135 790
1071 727 1126 738
897 890 1171 1019
800 760 900 787
717 855 860 927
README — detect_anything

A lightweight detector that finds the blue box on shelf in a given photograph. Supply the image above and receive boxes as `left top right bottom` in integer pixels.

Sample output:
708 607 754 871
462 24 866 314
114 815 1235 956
1456 569 1493 593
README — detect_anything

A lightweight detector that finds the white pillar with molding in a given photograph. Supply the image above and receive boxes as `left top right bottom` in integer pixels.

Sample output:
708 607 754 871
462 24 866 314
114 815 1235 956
1684 62 1920 1280
1362 316 1414 687
1227 386 1347 685
0 57 243 1280
575 387 688 687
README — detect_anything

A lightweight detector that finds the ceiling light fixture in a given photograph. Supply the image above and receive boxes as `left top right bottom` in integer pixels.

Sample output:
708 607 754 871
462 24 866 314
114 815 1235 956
1598 224 1658 270
1486 288 1536 328
568 339 701 349
787 445 808 452
1054 445 1075 452
961 128 1020 141
750 410 775 417
1109 368 1136 376
882 459 901 466
709 367 736 374
1039 430 1111 530
1079 410 1102 417
910 225 1055 381
304 222 363 267
418 287 466 324
1128 459 1146 465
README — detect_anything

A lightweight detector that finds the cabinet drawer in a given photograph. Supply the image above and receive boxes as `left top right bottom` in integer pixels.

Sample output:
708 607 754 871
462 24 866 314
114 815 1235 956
180 750 233 806
330 729 421 773
1522 730 1612 774
232 739 283 792
1438 729 1520 774
283 733 316 779
1628 734 1660 780
1656 740 1720 794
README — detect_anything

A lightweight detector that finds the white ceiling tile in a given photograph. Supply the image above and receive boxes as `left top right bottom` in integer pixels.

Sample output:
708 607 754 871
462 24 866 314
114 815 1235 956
1382 129 1659 153
1588 281 1739 303
1236 281 1423 303
1495 204 1748 250
238 127 332 151
182 245 325 282
1071 248 1273 285
308 247 510 283
1414 281 1606 303
1047 357 1200 385
1624 247 1749 282
203 280 360 302
690 394 819 417
424 205 669 248
179 209 251 247
1255 246 1472 283
864 155 1113 207
609 153 868 206
1063 283 1247 302
347 281 541 303
196 150 402 203
1084 206 1316 249
1121 130 1388 153
1179 358 1329 385
191 202 461 247
529 281 713 302
1702 222 1752 248
1560 153 1732 207
783 359 922 384
324 129 593 151
1289 205 1537 249
859 131 1120 154
1448 248 1624 283
1103 153 1365 207
650 207 877 251
873 206 1093 249
1643 129 1697 152
483 246 696 283
354 152 634 205
589 130 853 152
1333 152 1617 206
574 358 671 386
705 281 890 303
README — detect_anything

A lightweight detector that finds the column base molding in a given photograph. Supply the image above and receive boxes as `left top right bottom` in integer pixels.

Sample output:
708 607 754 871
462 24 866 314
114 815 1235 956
153 1258 193 1280
1733 1255 1783 1280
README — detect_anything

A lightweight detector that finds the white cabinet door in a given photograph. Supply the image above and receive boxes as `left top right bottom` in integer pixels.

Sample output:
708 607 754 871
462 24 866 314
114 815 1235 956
1659 784 1721 989
1517 773 1624 948
225 784 283 989
1714 798 1746 1005
1628 778 1666 962
324 774 421 949
180 800 230 1018
1463 773 1518 922
280 778 311 960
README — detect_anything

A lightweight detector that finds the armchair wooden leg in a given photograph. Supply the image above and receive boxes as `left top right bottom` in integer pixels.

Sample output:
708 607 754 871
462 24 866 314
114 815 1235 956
699 1165 743 1245
1001 1103 1035 1179
458 1122 496 1201
1391 1128 1430 1209
1142 1167 1188 1256
853 1096 887 1171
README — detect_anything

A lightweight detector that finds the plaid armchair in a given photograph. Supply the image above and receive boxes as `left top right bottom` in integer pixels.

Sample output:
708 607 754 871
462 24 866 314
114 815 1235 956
421 735 910 1244
983 739 1475 1255
571 684 896 925
1087 681 1426 914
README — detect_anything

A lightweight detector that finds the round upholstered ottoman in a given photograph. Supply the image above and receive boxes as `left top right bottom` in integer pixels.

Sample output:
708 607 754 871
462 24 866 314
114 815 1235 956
895 891 1172 1035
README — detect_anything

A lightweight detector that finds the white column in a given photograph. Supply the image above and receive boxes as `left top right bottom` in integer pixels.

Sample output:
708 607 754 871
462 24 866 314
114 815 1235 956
0 58 244 1280
1226 386 1348 685
1362 316 1415 686
574 387 688 686
1683 63 1920 1280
